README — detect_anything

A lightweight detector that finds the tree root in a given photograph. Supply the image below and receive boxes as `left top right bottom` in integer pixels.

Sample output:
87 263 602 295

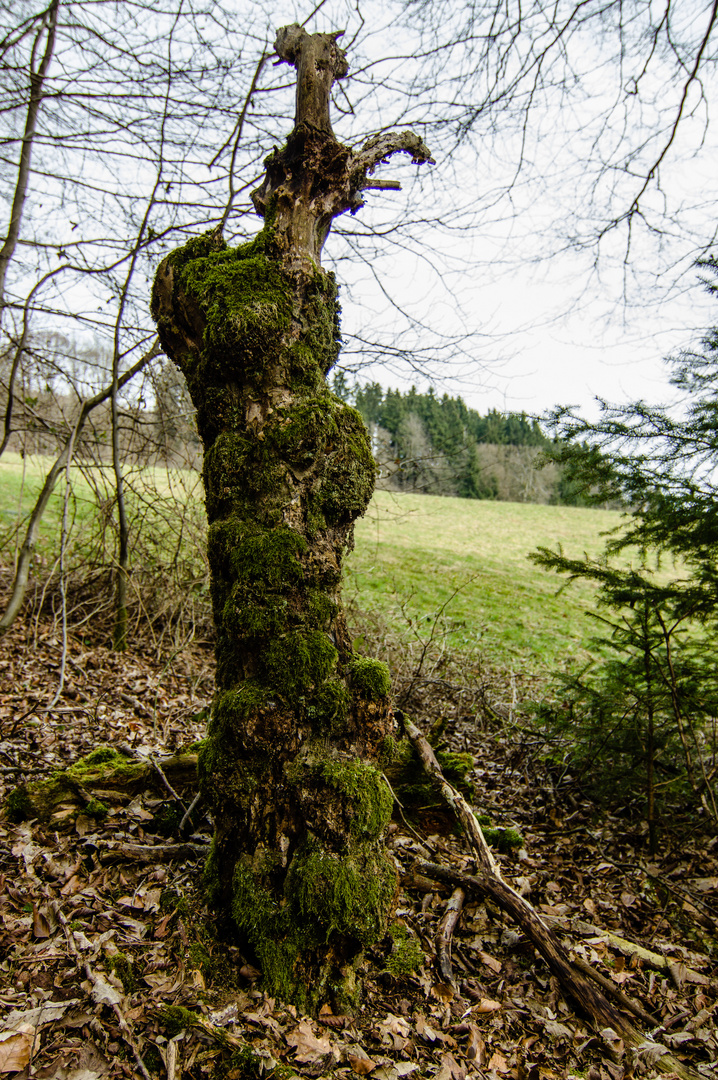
401 713 702 1080
435 886 465 990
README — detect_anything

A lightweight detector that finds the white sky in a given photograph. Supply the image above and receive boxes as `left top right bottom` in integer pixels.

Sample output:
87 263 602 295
7 0 717 425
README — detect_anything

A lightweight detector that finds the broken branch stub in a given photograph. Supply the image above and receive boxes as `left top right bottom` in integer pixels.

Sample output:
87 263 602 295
251 23 434 262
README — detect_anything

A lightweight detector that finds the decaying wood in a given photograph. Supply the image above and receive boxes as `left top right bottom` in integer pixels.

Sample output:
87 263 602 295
5 751 199 824
436 886 465 988
250 24 433 263
100 841 209 865
569 954 660 1027
401 870 451 894
577 923 710 982
402 715 702 1080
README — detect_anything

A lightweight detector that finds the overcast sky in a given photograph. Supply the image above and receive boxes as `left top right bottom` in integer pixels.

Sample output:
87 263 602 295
7 0 717 424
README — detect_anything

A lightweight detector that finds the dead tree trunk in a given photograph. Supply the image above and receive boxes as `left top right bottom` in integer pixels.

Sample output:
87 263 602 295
151 26 432 1012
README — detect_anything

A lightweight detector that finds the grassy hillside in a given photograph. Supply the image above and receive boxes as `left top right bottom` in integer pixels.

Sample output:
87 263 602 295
1 452 627 669
347 490 626 669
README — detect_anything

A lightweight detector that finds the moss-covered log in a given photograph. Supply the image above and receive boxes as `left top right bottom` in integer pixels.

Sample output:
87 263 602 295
150 26 432 1011
4 747 199 826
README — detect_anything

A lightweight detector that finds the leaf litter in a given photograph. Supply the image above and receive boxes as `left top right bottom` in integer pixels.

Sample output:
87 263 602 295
0 603 716 1080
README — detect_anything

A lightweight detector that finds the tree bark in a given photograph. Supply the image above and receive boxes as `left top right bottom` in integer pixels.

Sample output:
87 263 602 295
151 26 432 1012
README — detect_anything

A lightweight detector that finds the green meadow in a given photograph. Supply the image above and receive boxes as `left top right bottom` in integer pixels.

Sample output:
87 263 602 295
0 452 629 669
346 490 626 669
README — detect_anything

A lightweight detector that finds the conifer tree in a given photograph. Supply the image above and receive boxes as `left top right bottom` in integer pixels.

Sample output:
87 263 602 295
534 258 718 839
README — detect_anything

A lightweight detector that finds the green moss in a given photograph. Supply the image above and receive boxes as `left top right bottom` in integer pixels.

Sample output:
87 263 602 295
348 658 391 700
177 240 292 378
317 407 377 524
287 839 396 945
188 941 212 975
159 888 189 915
437 749 474 786
231 837 396 1010
80 747 120 766
66 747 140 783
85 798 108 819
219 1047 262 1080
483 826 524 853
199 686 274 777
161 1005 199 1037
384 922 425 977
379 736 399 768
6 785 32 823
203 838 221 906
152 801 183 837
108 952 137 994
306 680 350 732
316 759 393 840
263 630 338 704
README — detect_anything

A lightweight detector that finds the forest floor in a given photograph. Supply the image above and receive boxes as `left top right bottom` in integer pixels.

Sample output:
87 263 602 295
0 593 717 1080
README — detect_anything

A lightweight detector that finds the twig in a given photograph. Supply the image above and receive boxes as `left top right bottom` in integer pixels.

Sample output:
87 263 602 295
166 1036 180 1080
436 886 465 989
53 902 152 1080
100 840 209 864
179 790 201 832
150 754 188 813
382 769 438 855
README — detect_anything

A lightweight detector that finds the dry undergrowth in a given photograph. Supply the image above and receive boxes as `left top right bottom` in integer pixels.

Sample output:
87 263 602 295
0 567 716 1080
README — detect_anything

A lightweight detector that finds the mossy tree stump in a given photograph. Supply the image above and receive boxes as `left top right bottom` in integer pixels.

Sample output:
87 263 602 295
151 24 432 1012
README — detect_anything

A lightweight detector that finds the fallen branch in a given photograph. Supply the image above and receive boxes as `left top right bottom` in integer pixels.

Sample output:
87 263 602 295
401 714 701 1080
101 840 209 864
568 954 660 1028
150 754 191 817
436 887 465 989
567 920 712 986
5 750 199 824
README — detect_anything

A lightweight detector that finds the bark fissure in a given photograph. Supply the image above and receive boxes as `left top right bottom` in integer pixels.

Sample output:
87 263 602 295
151 25 432 1011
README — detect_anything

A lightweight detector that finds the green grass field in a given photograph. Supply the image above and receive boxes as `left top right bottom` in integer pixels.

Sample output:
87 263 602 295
346 490 626 669
1 451 629 669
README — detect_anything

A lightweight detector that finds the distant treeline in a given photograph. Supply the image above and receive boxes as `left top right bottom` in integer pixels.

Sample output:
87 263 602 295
333 378 588 506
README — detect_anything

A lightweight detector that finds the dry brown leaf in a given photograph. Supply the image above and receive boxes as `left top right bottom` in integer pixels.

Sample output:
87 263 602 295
487 1050 509 1074
434 1052 465 1080
465 1022 486 1065
286 1019 336 1065
414 1015 440 1042
90 976 122 1006
431 982 455 1003
153 912 173 939
345 1045 377 1075
600 1027 625 1062
32 903 51 939
543 1019 573 1041
377 1014 410 1052
472 997 501 1014
478 950 502 974
0 1024 34 1073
